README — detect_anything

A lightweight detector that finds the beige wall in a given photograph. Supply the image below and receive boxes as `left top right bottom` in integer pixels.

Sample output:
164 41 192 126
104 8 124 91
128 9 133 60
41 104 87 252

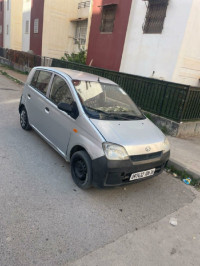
42 0 93 59
173 0 200 86
10 0 23 50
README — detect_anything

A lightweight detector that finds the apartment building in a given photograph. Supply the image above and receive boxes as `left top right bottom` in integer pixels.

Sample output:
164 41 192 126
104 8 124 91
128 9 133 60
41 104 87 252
0 0 92 58
41 0 92 58
3 0 23 50
0 0 3 47
87 0 200 86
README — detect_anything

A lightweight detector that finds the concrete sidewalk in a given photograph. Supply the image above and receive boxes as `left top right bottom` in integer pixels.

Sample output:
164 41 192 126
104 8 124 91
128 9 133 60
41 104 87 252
168 136 200 180
0 65 27 84
0 64 200 180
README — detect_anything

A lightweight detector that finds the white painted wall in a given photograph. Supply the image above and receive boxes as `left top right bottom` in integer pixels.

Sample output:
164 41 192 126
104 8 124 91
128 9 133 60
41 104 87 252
120 0 193 81
3 0 11 48
172 0 200 86
22 0 31 52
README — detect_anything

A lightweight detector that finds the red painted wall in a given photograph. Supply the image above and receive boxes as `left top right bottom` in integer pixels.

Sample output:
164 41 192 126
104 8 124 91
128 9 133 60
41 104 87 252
30 0 44 56
86 0 133 71
0 0 4 47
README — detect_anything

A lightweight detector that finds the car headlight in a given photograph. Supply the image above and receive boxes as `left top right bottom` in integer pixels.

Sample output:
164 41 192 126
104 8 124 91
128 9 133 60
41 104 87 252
102 142 129 160
163 137 170 153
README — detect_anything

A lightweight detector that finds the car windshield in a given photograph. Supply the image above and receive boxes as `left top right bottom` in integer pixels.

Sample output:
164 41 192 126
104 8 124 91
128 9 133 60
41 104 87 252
73 81 145 120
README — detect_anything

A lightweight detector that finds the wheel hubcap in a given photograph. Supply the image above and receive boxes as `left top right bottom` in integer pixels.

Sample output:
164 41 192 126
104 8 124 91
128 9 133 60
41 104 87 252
74 159 87 181
20 110 26 127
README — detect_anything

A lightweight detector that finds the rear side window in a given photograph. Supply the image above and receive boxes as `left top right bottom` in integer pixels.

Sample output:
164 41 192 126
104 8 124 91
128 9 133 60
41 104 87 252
49 75 73 105
30 70 52 95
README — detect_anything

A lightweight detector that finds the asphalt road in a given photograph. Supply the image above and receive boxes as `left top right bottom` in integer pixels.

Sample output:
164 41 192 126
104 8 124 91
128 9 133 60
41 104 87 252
0 74 195 266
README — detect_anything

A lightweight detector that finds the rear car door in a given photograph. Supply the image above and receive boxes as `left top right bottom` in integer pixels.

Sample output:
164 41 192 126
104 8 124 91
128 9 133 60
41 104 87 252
26 69 53 135
42 74 77 155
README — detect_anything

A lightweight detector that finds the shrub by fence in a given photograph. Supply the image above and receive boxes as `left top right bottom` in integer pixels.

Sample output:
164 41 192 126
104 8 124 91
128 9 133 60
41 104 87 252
0 47 200 122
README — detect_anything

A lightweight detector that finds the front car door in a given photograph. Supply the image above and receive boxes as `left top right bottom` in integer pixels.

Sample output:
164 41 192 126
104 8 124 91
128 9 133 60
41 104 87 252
43 74 77 155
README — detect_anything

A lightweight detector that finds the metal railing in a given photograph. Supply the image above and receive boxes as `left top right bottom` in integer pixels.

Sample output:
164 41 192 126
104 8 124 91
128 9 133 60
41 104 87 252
78 1 90 9
1 46 200 122
51 59 200 122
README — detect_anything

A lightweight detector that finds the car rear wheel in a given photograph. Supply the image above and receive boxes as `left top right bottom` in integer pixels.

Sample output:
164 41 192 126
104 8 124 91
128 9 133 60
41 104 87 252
71 150 92 189
20 107 31 130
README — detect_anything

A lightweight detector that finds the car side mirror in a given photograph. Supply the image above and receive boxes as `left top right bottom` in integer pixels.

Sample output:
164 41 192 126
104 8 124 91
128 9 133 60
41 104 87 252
58 102 72 113
58 102 79 119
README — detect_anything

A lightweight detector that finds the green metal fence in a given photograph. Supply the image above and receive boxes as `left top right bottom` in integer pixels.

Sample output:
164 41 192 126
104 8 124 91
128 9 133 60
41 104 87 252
1 45 199 123
52 59 200 122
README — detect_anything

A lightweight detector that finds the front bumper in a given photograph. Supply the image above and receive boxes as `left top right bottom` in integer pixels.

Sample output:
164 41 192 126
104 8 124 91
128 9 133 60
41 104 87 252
92 151 170 188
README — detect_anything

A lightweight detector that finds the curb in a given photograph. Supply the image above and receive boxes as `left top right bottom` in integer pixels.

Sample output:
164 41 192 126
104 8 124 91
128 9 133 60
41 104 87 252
168 158 200 181
0 69 25 85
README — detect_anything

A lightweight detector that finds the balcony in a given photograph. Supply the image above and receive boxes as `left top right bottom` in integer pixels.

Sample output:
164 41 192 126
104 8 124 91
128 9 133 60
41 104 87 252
78 1 90 9
77 1 91 19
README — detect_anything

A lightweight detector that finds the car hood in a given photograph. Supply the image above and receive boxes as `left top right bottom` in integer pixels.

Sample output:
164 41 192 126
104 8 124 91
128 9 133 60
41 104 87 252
90 118 166 155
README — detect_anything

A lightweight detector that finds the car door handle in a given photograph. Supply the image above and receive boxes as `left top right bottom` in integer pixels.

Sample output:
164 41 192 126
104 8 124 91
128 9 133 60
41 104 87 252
27 94 31 99
45 107 49 113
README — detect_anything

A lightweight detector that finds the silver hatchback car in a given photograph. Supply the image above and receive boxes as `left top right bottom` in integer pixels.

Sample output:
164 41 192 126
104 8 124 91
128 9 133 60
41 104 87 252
19 67 170 189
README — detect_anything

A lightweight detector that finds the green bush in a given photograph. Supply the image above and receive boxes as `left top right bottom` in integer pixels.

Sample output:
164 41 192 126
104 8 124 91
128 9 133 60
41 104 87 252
61 49 87 65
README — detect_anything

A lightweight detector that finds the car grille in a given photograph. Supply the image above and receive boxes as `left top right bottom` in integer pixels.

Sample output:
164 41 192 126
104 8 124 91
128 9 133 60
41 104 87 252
130 151 162 162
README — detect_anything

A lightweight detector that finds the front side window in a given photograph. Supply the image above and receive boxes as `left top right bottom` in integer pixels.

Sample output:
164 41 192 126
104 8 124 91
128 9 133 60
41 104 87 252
73 81 144 121
143 0 169 34
30 70 52 95
49 75 73 105
100 5 117 33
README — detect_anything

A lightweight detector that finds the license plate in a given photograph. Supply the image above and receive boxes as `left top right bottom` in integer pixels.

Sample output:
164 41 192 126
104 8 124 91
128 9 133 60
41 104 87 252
130 168 155 181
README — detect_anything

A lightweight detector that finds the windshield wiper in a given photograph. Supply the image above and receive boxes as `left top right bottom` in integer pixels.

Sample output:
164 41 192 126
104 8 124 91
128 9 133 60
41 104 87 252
85 107 129 120
84 107 144 120
117 114 145 120
85 106 108 115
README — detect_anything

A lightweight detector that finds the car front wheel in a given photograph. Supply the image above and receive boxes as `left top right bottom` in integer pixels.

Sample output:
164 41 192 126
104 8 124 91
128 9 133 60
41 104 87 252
71 150 92 189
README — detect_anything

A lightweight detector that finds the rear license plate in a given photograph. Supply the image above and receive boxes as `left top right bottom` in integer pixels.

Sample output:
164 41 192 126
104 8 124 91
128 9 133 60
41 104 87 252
130 168 155 181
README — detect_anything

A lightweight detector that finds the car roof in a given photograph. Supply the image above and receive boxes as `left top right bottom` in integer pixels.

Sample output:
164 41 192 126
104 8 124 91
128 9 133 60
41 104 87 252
35 67 117 85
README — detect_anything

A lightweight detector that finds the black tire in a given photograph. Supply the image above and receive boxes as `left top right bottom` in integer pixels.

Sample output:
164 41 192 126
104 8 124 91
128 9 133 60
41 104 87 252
71 150 92 189
20 107 31 130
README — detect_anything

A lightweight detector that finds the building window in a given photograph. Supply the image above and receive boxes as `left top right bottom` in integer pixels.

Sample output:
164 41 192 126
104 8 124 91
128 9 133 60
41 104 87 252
143 0 169 34
6 25 9 35
7 0 9 10
0 25 2 34
100 5 117 33
75 20 88 45
25 20 29 34
34 18 39 34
